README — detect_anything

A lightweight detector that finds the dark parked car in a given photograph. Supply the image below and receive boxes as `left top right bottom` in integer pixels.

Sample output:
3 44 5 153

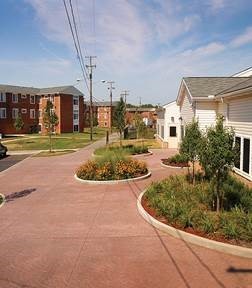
0 143 7 157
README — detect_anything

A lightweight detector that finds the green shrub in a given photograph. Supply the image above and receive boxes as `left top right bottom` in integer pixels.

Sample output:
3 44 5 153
144 175 252 242
168 153 188 164
94 144 148 156
76 156 148 181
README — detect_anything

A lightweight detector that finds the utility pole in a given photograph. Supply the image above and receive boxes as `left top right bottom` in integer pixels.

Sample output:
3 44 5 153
107 81 115 134
121 90 129 107
85 56 96 141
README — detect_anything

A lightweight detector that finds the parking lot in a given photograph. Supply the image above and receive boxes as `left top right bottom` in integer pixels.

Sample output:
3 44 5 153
0 154 31 172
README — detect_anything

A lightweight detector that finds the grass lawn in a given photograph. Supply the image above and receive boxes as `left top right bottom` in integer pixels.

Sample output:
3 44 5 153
4 128 107 151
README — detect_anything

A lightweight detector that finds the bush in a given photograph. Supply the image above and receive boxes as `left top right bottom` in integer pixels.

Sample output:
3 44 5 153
76 156 148 181
144 175 252 242
162 153 189 167
94 144 149 156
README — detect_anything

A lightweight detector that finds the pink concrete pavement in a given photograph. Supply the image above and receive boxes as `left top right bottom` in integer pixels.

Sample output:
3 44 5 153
0 138 251 288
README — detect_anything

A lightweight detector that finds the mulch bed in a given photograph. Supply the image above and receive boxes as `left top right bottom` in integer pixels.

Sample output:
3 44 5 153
161 159 189 167
141 196 252 248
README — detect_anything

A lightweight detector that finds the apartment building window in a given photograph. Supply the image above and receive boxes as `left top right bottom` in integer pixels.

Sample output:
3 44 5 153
74 124 79 132
30 95 35 104
12 108 19 119
30 109 35 119
0 92 6 102
21 94 27 99
21 108 27 114
12 94 18 103
73 96 79 106
73 111 79 120
0 108 6 119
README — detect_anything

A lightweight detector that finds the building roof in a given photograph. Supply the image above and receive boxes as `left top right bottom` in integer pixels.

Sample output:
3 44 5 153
0 84 83 96
217 77 252 95
126 107 156 112
183 77 249 99
85 101 119 107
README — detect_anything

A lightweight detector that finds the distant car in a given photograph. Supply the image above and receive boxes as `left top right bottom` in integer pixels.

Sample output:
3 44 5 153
0 143 7 158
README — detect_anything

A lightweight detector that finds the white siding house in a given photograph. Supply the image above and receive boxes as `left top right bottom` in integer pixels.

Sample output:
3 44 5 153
176 76 252 181
156 101 180 148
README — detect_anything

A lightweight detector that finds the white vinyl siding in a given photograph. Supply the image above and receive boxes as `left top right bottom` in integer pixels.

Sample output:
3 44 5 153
217 102 228 119
195 101 217 131
180 92 194 125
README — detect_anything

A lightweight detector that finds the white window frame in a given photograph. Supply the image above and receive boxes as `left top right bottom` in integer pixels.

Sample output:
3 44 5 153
21 108 27 114
73 110 79 120
30 109 35 119
233 133 252 181
12 94 18 103
0 92 6 102
12 108 19 119
0 108 6 119
30 95 35 104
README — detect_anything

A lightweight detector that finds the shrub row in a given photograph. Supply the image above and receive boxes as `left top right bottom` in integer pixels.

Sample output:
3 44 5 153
76 157 148 181
144 175 252 242
162 153 189 167
94 144 149 156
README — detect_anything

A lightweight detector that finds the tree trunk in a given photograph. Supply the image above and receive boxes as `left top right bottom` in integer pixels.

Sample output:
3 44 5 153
192 160 195 185
216 171 220 212
49 132 52 153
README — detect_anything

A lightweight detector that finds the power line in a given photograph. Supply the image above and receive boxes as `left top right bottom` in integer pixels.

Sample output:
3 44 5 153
69 0 89 80
62 0 89 92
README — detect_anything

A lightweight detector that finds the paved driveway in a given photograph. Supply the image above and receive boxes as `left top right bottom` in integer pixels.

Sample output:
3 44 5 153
0 138 251 288
0 154 31 172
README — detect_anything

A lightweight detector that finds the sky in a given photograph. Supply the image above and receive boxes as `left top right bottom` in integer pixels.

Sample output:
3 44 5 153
1 0 252 105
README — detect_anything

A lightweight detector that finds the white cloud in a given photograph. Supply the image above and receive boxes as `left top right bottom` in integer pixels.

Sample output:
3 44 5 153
231 26 252 47
208 0 226 11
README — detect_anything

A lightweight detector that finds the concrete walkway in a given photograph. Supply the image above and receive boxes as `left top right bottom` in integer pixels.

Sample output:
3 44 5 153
0 137 251 288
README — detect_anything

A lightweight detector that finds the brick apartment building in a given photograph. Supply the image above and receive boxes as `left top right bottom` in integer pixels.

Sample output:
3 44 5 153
126 107 157 128
0 84 84 135
84 101 118 128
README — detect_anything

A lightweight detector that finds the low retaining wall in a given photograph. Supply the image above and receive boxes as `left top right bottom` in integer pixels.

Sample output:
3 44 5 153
74 171 152 185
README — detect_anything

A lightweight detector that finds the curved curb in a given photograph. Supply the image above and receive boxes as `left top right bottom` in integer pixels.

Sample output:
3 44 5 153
137 190 252 259
74 171 152 185
132 151 153 157
161 162 188 169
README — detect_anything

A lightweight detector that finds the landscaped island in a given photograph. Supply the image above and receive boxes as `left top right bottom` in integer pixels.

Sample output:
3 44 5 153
94 144 149 156
76 151 149 181
161 153 189 168
142 175 252 247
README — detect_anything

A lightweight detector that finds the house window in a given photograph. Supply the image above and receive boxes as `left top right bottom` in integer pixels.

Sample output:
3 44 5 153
73 96 79 106
0 108 6 119
73 124 79 132
234 137 241 169
171 117 174 123
21 108 27 114
21 94 27 99
12 108 19 119
170 126 177 137
12 94 18 103
30 95 35 104
243 138 250 174
30 109 35 119
0 92 6 102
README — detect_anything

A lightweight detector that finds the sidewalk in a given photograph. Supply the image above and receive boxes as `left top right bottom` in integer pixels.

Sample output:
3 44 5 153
0 140 251 288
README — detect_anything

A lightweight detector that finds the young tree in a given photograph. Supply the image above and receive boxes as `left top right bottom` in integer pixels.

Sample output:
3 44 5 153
199 115 237 212
43 100 59 152
14 113 24 132
114 96 126 146
180 119 202 185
